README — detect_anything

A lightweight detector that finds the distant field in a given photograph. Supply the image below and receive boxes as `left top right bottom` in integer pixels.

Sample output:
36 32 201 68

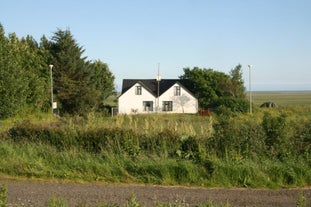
248 91 311 107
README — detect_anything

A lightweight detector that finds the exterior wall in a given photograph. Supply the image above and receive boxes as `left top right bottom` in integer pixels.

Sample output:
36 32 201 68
159 83 198 113
118 83 156 114
119 82 198 114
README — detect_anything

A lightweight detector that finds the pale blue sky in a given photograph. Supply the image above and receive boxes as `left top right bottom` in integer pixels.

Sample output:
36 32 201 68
1 0 311 91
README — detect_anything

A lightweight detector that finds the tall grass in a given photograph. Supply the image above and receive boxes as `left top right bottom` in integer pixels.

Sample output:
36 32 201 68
109 114 214 138
0 184 7 207
1 104 311 188
0 137 310 188
47 196 68 207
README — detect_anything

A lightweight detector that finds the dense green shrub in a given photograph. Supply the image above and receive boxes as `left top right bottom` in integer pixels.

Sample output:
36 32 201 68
77 128 140 156
293 120 311 158
210 97 249 114
211 115 265 159
262 112 293 159
8 121 78 150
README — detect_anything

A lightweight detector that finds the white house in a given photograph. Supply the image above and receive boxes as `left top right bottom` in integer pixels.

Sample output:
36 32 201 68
118 79 198 114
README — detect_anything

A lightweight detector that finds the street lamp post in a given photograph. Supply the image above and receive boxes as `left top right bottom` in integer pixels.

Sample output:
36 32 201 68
248 65 252 114
49 64 54 115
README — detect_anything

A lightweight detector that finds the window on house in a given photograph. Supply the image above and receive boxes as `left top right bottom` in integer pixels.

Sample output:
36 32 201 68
135 86 142 95
174 86 181 96
143 101 153 112
162 101 173 111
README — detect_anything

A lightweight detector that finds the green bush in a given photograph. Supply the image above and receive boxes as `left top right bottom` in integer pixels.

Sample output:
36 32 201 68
210 97 249 114
262 112 293 159
211 115 265 159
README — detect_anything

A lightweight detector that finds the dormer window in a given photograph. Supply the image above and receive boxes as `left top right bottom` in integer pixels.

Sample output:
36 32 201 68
135 85 142 95
174 86 181 96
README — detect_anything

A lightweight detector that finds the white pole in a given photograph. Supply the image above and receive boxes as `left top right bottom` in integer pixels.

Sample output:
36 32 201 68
248 65 252 114
49 64 54 116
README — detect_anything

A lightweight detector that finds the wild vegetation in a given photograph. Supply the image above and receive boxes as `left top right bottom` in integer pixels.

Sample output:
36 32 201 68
0 24 115 118
180 65 247 110
0 23 311 191
1 102 311 188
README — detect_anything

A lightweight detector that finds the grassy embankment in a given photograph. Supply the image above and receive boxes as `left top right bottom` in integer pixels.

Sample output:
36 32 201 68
0 91 310 188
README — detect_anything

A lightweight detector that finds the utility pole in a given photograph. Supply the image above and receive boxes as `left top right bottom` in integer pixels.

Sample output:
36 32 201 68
49 64 54 115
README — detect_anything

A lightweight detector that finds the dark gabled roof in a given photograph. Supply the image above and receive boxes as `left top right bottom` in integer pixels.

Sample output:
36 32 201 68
121 79 185 97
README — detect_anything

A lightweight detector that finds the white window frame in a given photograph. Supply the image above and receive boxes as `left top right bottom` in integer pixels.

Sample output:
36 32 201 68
143 101 153 112
174 86 181 96
162 101 173 111
135 85 142 95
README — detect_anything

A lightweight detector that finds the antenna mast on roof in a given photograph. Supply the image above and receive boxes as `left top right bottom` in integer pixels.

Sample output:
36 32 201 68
157 63 161 82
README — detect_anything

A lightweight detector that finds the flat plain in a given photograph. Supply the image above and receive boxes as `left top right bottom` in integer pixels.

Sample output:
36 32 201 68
249 91 311 107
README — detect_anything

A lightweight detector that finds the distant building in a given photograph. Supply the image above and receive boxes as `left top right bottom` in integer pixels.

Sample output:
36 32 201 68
118 79 198 114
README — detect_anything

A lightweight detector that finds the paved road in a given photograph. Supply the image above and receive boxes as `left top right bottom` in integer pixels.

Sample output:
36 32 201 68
1 179 310 207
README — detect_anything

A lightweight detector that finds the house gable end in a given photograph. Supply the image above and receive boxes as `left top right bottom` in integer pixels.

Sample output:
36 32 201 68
119 78 198 114
174 81 197 99
120 81 155 98
157 80 197 100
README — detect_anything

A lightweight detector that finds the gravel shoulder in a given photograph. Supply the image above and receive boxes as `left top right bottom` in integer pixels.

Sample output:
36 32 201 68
1 178 310 207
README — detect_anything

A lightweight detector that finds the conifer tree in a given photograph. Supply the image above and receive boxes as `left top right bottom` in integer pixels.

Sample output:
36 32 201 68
47 29 101 114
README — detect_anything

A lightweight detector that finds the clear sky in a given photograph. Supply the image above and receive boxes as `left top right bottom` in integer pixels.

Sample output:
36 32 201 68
1 0 311 91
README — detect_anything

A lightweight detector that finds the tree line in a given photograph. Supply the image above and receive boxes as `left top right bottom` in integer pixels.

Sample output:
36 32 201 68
180 65 248 112
0 23 247 119
0 24 115 118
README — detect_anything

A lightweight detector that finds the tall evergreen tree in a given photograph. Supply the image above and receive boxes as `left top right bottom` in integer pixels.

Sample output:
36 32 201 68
47 29 101 115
